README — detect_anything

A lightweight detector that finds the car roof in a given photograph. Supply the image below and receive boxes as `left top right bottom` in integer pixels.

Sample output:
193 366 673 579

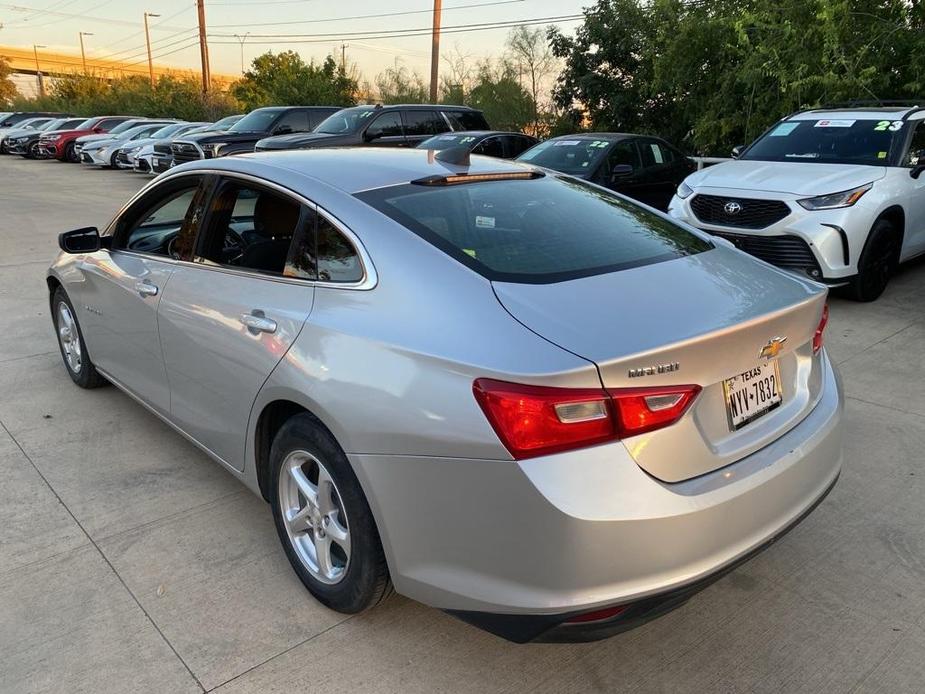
347 104 480 112
179 147 538 194
425 130 529 138
550 132 640 141
790 107 919 121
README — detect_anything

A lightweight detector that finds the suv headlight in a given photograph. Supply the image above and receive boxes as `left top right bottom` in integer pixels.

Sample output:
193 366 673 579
676 181 694 199
203 142 227 157
797 182 873 210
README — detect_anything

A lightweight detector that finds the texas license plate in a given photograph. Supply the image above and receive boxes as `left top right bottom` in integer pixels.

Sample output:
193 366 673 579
723 360 782 430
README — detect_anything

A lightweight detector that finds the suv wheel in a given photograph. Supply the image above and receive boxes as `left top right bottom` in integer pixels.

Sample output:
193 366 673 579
52 287 107 388
64 142 78 163
846 219 900 302
270 413 392 613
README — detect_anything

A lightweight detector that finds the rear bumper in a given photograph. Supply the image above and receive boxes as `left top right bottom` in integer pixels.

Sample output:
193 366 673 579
451 470 838 642
349 354 843 639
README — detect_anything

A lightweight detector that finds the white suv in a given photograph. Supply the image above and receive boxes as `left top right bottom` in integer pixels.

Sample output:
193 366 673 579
668 105 925 301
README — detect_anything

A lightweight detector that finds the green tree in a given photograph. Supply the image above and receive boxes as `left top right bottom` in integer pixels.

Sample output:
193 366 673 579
375 63 428 104
550 0 925 155
0 56 20 105
467 59 535 132
506 25 556 134
232 51 358 109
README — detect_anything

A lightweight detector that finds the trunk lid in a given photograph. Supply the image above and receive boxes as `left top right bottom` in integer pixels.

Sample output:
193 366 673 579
492 246 828 482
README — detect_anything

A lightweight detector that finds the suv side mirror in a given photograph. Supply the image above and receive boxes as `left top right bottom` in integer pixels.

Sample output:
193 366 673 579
273 124 293 135
731 145 745 159
92 125 105 133
59 227 106 254
363 129 381 142
609 164 634 181
911 163 925 179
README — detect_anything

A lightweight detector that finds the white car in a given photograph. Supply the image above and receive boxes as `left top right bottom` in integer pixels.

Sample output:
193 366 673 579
669 105 925 301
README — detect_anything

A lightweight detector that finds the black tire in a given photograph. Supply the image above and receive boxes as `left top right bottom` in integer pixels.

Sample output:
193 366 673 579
25 143 39 159
845 219 901 302
109 151 118 168
51 287 107 389
64 142 78 163
269 413 392 613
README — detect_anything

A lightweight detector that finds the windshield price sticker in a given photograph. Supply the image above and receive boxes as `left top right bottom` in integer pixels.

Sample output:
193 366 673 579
815 119 855 128
770 122 799 137
874 120 903 132
554 140 582 146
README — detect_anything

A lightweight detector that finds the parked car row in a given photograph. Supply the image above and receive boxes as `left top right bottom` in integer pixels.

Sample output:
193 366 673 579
8 101 925 300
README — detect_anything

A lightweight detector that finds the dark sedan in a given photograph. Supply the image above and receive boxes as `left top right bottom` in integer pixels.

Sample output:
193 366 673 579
416 131 538 159
516 133 695 211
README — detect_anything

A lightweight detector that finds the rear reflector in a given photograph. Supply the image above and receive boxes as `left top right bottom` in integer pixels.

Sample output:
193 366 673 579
565 605 628 624
473 379 701 459
813 303 829 354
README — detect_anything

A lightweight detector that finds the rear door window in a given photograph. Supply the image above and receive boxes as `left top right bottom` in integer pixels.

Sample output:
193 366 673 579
275 110 313 133
443 110 490 131
402 111 444 136
357 175 711 283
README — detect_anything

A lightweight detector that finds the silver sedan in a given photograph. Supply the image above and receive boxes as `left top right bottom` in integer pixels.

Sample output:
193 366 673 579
47 148 843 642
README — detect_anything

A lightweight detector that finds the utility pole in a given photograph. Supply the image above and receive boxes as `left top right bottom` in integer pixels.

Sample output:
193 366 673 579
234 32 250 74
144 12 160 88
196 0 211 93
79 31 93 74
429 0 441 102
340 42 347 72
33 44 46 97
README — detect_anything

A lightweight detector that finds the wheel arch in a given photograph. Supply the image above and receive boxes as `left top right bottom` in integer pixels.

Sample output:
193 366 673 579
875 205 905 246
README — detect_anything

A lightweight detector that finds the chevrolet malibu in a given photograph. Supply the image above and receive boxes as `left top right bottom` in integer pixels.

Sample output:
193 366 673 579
47 149 842 642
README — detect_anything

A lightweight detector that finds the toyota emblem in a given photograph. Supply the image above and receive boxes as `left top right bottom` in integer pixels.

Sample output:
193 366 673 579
724 201 743 215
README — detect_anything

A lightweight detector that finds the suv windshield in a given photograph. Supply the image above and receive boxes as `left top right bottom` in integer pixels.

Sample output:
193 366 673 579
315 107 376 134
516 138 611 175
108 120 143 135
742 118 904 166
357 175 711 283
230 108 283 133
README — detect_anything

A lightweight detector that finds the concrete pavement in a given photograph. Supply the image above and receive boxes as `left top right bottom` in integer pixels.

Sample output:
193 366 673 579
1 155 925 693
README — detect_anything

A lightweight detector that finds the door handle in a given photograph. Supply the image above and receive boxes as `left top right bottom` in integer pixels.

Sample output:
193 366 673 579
239 311 278 335
135 280 158 297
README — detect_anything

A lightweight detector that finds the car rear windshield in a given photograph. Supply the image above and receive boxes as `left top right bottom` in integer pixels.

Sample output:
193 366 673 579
742 118 905 166
516 138 611 175
356 175 712 283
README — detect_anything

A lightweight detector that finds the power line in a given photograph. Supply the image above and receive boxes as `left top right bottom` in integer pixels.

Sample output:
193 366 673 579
0 1 188 31
208 14 580 43
208 0 526 30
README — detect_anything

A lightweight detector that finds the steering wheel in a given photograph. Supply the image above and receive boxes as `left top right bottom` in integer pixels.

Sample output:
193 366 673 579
223 227 247 264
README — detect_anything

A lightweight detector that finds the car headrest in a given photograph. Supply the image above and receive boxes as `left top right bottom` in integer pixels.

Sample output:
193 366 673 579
253 192 301 239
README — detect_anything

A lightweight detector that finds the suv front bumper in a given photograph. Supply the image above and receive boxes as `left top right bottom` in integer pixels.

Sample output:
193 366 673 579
668 190 882 281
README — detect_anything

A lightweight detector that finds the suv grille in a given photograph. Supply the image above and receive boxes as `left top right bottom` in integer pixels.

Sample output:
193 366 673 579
690 194 790 229
153 142 172 155
711 231 821 277
171 142 202 165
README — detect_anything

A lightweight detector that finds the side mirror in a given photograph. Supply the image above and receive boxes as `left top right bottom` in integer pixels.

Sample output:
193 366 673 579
59 227 106 254
911 164 925 180
273 125 293 135
609 164 633 181
92 126 105 133
731 145 745 159
363 130 380 142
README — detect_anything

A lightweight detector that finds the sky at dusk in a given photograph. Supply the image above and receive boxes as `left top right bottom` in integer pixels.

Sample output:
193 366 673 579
0 0 586 82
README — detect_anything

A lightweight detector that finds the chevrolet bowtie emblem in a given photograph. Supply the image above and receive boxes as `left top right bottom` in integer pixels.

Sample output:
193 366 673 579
758 337 787 360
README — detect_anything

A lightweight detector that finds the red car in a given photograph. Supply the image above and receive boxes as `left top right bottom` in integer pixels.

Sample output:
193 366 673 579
36 116 134 162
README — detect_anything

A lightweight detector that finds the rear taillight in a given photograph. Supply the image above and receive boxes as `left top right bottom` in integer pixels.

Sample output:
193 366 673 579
473 379 701 460
813 303 829 354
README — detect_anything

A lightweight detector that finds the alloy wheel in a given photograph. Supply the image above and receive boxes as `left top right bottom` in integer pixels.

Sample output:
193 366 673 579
278 450 351 585
57 302 82 374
